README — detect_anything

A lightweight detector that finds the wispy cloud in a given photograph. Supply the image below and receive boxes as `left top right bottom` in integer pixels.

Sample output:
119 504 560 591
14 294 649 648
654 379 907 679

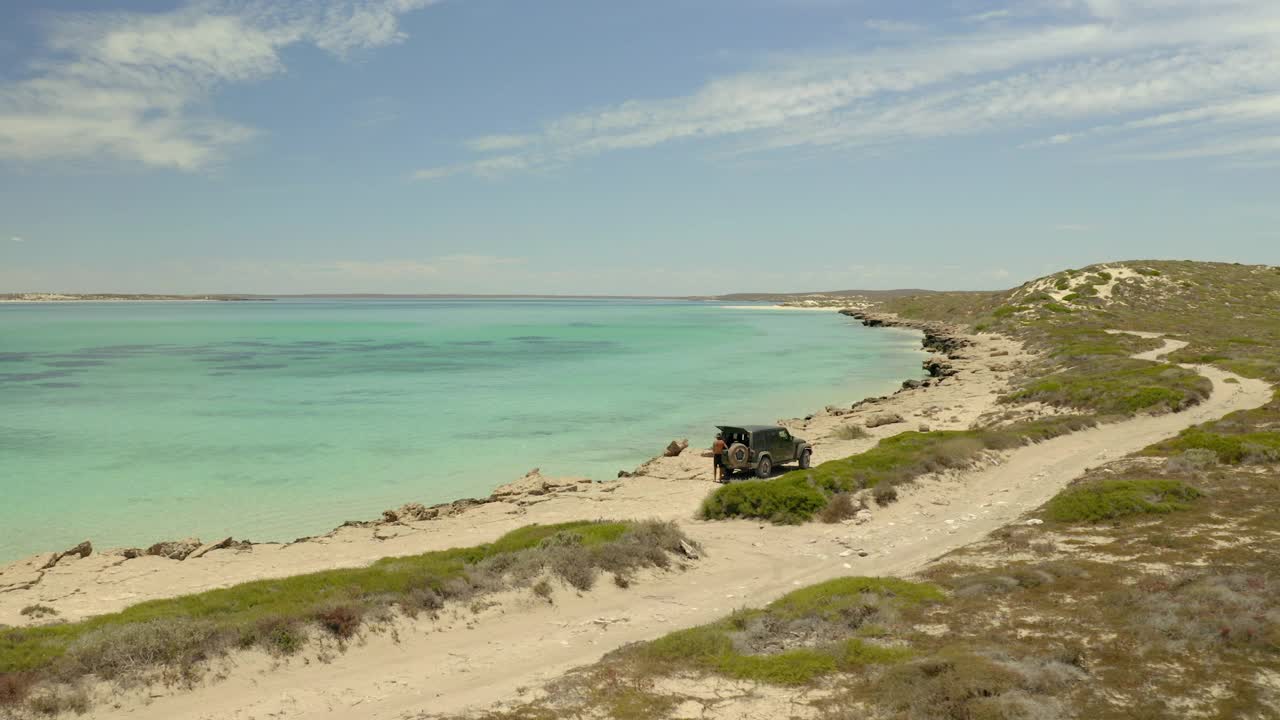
9 236 24 243
415 0 1280 179
0 0 439 171
864 19 924 33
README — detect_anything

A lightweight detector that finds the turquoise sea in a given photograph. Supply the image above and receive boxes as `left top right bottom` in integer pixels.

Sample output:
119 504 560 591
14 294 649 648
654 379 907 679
0 300 925 562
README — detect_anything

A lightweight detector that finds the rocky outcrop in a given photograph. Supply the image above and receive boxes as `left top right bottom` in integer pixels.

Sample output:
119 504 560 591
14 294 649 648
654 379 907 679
664 439 689 457
54 541 92 564
839 310 970 359
485 469 593 506
0 553 57 594
146 538 203 561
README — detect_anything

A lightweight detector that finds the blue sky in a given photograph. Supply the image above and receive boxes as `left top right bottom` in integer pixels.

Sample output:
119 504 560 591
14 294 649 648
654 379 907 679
1 0 1278 295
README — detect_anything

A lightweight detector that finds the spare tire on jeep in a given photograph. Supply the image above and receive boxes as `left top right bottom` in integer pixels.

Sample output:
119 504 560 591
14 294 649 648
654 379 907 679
727 442 749 468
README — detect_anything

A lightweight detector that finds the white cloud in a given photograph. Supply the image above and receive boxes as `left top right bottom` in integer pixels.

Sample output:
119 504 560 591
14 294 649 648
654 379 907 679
966 9 1013 23
0 0 438 171
864 19 924 33
10 236 24 242
419 0 1280 178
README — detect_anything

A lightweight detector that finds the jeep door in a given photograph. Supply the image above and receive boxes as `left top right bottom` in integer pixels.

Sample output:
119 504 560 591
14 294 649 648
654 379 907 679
775 429 797 461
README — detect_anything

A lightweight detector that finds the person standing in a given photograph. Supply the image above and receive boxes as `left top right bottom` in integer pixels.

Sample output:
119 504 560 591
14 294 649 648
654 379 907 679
712 432 728 483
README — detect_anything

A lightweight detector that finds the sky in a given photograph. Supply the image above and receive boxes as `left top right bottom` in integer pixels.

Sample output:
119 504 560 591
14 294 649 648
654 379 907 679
1 0 1278 295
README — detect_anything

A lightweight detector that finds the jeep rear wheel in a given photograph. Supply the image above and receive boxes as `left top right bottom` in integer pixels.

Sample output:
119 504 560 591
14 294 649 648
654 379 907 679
798 448 812 469
755 455 772 478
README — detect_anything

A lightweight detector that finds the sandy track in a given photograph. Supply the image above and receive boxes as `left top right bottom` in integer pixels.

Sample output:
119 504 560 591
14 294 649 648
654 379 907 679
87 337 1271 720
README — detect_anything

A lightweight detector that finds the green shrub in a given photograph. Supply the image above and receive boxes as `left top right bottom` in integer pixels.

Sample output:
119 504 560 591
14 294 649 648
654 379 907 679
1152 428 1280 464
630 577 938 685
1045 479 1202 523
1004 358 1210 415
1044 303 1073 314
699 477 826 524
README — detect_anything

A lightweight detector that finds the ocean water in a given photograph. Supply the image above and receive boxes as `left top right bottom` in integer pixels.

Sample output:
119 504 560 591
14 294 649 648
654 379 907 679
0 300 925 562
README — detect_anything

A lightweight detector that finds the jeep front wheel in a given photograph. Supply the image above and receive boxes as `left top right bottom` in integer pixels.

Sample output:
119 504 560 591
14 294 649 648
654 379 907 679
798 449 812 469
755 455 772 478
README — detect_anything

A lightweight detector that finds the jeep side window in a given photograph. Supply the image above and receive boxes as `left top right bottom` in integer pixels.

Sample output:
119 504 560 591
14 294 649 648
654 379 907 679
779 430 790 441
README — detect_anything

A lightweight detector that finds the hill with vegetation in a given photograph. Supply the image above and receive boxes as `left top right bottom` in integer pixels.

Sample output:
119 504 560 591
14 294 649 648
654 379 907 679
446 260 1280 720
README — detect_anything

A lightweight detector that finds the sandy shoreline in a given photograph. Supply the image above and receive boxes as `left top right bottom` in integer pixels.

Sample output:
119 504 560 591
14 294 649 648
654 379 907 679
0 311 969 625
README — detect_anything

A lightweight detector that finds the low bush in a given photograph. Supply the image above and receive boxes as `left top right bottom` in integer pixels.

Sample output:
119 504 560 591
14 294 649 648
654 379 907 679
315 605 362 640
0 671 35 707
872 484 898 506
874 649 1083 720
832 424 870 441
699 478 826 524
817 492 862 523
627 577 939 685
1004 358 1210 415
1045 479 1202 523
19 606 57 620
1151 427 1280 464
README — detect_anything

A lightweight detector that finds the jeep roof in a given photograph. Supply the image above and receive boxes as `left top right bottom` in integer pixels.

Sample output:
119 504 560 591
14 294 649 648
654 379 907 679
716 425 783 434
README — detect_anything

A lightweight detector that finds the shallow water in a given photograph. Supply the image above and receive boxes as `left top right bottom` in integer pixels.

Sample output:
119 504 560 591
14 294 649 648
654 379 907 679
0 299 925 561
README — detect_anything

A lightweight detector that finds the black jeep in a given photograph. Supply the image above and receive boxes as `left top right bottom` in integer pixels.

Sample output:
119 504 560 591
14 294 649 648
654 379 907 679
717 425 813 479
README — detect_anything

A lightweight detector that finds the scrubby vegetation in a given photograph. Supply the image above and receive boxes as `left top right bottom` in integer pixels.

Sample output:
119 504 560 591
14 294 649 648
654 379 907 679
439 261 1280 719
886 261 1280 410
701 416 1097 523
1044 478 1202 522
637 577 936 683
451 409 1280 720
0 521 692 714
831 424 870 441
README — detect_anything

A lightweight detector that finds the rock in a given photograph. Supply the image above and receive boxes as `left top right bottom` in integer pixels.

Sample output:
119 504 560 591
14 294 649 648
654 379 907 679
902 379 922 390
919 424 931 433
146 538 202 561
1024 518 1045 526
120 548 145 559
664 439 689 457
55 541 92 564
923 359 959 378
866 413 905 428
188 537 234 560
858 550 870 557
617 470 633 478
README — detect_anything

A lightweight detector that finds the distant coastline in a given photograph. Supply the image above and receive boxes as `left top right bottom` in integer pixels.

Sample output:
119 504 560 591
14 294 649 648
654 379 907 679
0 288 973 303
0 293 272 303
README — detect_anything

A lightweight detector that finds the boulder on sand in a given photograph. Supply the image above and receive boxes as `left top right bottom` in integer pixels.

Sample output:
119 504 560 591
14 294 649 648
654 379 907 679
145 538 202 561
664 439 689 457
